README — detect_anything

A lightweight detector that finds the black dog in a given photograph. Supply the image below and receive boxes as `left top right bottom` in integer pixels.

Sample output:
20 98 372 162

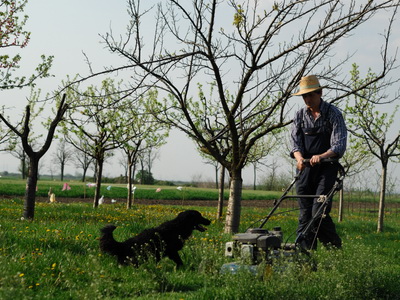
100 210 211 267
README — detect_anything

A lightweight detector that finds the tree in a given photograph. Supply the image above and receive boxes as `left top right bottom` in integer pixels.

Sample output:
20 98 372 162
62 79 138 208
345 64 400 232
0 94 68 220
135 170 154 185
5 89 45 179
52 139 73 181
11 144 27 178
247 133 280 190
198 142 228 218
0 0 53 89
0 106 16 151
337 135 372 222
118 154 129 183
117 91 169 208
92 0 399 233
72 143 94 182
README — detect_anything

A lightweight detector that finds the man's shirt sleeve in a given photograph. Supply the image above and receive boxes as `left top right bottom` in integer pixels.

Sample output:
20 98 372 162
290 110 304 158
329 108 347 157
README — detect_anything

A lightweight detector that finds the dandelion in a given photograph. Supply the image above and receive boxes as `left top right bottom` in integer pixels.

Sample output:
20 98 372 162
19 273 24 277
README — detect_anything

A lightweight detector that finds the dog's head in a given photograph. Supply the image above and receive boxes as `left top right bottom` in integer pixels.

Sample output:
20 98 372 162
177 210 211 232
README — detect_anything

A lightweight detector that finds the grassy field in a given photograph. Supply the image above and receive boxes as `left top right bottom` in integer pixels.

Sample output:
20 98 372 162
1 178 399 204
0 196 399 299
0 178 283 202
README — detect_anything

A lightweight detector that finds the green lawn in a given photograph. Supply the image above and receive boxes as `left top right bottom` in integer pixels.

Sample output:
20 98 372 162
0 198 399 299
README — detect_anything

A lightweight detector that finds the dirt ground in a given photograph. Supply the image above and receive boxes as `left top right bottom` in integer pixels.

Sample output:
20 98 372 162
33 196 400 213
35 196 280 208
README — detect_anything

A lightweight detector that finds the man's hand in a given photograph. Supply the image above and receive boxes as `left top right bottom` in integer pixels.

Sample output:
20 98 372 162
293 151 306 171
310 155 321 166
297 159 306 171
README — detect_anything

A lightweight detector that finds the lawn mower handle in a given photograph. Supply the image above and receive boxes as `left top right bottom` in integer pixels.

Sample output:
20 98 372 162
302 157 339 164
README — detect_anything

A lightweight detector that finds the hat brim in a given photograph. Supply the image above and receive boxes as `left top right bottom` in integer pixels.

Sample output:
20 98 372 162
292 86 326 96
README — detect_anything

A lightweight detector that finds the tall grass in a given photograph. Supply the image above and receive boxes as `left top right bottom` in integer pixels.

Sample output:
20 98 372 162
0 198 399 299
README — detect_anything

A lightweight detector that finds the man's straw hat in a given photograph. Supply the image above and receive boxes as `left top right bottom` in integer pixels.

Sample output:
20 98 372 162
292 75 325 96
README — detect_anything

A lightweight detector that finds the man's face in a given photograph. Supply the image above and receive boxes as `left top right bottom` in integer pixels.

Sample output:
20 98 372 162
302 91 322 110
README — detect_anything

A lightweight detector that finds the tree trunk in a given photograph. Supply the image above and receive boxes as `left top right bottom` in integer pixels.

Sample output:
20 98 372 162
377 164 387 233
215 165 219 190
82 167 87 182
140 160 144 185
60 162 65 181
93 159 104 208
127 163 134 209
253 164 257 190
23 157 39 220
21 153 27 179
224 170 242 233
217 165 225 219
338 188 344 222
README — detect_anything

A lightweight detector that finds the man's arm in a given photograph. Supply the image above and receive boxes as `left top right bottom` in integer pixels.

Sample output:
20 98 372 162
309 149 337 166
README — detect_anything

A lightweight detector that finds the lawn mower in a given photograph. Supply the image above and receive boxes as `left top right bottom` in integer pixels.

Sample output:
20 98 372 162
221 158 345 276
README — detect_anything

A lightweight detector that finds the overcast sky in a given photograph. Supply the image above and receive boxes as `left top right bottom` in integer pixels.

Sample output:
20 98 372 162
1 0 399 187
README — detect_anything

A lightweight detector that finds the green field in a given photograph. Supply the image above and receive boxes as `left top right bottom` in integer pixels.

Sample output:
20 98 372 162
1 193 399 299
0 178 283 202
1 178 399 204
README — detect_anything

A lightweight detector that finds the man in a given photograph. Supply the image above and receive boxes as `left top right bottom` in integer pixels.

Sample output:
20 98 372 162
290 75 347 250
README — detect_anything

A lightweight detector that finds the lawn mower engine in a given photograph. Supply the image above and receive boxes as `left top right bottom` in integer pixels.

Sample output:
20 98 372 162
221 227 298 275
220 159 344 275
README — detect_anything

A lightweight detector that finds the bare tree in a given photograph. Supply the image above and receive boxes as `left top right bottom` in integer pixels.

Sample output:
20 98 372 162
52 139 73 181
72 146 94 182
8 144 28 179
84 0 399 233
118 153 129 183
0 94 68 220
247 133 281 190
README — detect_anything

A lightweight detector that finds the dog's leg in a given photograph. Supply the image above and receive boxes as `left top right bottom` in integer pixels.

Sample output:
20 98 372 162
167 251 183 268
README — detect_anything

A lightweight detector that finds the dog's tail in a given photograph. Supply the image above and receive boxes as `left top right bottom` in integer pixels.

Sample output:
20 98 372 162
99 224 120 255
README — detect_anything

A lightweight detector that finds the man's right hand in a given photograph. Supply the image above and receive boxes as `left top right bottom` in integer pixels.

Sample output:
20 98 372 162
293 151 306 171
296 159 306 171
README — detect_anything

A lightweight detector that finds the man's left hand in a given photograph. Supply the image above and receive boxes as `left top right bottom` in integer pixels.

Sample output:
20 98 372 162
310 155 321 166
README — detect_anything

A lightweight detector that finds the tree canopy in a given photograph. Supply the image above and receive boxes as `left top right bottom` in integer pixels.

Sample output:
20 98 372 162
0 0 53 89
89 0 400 233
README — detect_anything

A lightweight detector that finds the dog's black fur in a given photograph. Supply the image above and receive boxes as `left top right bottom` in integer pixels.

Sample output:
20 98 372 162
99 210 211 267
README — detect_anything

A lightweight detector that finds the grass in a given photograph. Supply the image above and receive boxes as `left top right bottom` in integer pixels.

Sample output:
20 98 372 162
1 178 399 204
0 178 283 201
0 197 399 299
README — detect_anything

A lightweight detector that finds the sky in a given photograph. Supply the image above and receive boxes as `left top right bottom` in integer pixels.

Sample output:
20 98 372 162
1 0 400 188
